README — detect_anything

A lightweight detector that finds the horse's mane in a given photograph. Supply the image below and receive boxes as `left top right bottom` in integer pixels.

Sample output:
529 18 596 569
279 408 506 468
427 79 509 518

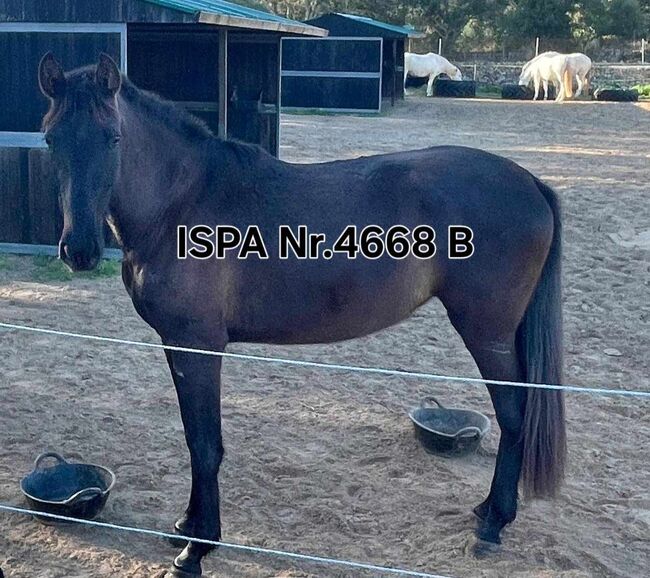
119 74 270 168
119 77 214 143
118 74 273 255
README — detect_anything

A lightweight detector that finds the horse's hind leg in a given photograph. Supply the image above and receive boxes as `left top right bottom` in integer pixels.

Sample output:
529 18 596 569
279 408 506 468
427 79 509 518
575 75 583 97
162 335 227 577
443 302 528 549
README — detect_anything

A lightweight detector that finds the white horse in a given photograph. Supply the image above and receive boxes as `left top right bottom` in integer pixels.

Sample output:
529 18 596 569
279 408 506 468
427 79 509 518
519 51 592 102
519 51 567 101
565 53 592 97
404 52 462 97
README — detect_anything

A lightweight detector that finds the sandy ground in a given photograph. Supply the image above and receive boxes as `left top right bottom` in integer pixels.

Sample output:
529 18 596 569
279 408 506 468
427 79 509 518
1 97 649 578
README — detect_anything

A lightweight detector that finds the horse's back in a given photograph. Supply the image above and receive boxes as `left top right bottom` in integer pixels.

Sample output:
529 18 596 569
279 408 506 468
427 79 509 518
567 52 591 73
284 146 552 238
404 52 452 76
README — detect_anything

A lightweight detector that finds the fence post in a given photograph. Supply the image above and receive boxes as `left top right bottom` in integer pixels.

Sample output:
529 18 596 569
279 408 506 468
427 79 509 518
438 37 442 55
535 37 540 56
473 64 477 81
642 38 646 64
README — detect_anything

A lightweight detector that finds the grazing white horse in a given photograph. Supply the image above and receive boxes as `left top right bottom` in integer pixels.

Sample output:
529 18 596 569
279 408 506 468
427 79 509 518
519 51 592 102
404 52 462 97
565 53 592 97
519 51 567 101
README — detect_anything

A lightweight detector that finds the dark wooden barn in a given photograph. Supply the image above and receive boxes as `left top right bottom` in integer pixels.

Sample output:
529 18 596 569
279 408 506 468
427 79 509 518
0 0 325 253
303 13 423 106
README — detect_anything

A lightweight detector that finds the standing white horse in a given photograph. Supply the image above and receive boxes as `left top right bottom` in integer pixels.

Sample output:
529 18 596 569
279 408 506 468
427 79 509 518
519 51 592 102
519 52 568 102
404 52 462 97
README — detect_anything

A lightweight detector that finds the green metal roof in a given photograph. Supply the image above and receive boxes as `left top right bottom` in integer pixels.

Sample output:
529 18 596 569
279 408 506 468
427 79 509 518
143 0 327 36
335 13 424 38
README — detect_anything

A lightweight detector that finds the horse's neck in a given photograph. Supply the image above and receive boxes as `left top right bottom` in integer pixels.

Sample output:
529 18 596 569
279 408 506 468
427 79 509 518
110 97 207 256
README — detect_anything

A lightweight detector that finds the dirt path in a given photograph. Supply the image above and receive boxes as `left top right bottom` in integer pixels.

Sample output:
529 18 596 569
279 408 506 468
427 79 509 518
1 97 649 577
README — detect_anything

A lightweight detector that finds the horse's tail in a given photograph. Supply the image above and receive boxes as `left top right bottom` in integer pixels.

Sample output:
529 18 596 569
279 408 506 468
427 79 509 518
517 177 567 499
563 66 573 98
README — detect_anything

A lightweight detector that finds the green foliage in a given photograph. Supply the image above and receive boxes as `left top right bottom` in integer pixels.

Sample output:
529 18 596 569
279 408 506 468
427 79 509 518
0 255 10 271
633 83 650 96
258 0 649 53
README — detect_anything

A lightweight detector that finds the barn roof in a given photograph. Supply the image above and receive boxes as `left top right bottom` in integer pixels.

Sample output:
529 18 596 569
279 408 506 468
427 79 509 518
305 12 424 39
144 0 327 36
334 13 424 38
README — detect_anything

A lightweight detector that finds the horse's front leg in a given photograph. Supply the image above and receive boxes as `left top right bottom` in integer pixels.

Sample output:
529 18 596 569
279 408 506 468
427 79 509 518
554 73 565 102
163 335 227 577
542 80 549 100
426 73 436 97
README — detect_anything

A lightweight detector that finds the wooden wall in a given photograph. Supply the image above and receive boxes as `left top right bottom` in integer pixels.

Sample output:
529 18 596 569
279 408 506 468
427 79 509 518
382 38 405 101
0 0 194 24
228 33 280 155
0 148 61 244
0 6 285 247
0 32 122 133
281 38 382 111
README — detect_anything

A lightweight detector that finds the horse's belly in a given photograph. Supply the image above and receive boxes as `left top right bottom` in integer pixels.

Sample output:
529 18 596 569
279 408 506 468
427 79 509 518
229 258 439 345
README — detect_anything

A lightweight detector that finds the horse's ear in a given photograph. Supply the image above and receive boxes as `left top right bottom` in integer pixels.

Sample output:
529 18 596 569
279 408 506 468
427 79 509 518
96 53 121 97
39 52 66 99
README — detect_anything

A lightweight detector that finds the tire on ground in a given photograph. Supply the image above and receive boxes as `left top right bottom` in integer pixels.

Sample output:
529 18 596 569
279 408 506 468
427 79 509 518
501 84 533 100
501 84 557 100
593 88 639 102
433 79 476 98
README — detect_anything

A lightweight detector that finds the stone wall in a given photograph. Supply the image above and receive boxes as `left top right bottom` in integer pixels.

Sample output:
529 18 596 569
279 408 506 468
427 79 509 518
457 62 650 88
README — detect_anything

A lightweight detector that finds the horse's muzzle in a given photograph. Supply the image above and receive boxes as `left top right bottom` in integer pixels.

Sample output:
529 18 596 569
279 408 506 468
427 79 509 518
59 234 102 271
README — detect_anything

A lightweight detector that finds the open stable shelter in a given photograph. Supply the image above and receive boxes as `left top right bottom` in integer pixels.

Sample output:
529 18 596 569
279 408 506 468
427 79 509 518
290 12 423 109
0 0 325 250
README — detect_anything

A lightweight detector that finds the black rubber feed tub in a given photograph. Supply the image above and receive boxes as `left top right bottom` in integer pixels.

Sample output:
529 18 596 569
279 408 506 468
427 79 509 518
20 452 115 524
409 396 490 457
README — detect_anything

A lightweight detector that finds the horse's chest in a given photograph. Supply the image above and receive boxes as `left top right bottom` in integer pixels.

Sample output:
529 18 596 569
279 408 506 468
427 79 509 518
122 261 183 329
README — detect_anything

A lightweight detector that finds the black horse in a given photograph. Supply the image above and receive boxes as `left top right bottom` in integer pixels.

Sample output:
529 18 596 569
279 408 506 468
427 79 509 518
38 53 566 577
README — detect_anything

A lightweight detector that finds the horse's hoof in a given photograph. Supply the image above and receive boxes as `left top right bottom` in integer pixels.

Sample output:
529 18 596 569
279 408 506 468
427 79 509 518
472 503 489 521
472 538 501 558
164 566 200 578
475 523 502 545
168 522 190 548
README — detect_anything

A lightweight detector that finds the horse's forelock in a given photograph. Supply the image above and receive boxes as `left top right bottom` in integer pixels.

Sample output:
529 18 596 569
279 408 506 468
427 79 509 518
43 67 119 130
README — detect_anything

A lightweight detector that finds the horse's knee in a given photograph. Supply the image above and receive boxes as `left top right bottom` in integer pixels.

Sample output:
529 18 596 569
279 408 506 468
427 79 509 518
192 442 224 473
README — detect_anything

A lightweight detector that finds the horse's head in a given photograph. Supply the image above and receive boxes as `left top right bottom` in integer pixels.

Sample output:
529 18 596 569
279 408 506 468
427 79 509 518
518 67 532 86
450 66 463 81
39 53 122 271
